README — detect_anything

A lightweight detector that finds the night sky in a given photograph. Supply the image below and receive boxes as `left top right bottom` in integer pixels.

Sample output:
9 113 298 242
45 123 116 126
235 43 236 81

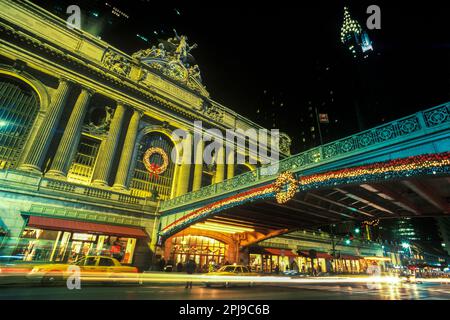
35 0 450 152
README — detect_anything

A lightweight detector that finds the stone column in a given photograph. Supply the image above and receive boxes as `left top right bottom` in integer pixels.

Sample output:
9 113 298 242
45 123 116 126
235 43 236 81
170 163 180 198
214 144 225 183
176 133 192 196
112 109 142 190
19 78 71 172
92 102 127 186
192 137 204 191
47 86 94 177
226 148 235 179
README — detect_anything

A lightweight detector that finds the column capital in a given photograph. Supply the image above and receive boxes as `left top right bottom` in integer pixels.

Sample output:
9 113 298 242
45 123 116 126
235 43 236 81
116 99 127 107
132 109 144 118
80 85 95 96
58 76 72 85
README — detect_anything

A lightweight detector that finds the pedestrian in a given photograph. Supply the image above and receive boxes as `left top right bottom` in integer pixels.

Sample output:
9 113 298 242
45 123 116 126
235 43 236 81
159 258 166 271
176 261 183 272
185 259 196 289
274 264 279 274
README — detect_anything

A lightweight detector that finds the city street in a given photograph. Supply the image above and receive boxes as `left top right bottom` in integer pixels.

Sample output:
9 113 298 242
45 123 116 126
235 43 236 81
1 282 450 300
0 0 449 306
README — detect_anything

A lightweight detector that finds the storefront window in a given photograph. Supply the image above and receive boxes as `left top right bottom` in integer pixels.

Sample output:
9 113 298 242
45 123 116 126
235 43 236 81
170 235 227 271
13 227 137 264
15 228 59 262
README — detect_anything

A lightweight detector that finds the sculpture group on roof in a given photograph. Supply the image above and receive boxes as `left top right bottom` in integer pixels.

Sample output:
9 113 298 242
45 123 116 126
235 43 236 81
132 30 203 84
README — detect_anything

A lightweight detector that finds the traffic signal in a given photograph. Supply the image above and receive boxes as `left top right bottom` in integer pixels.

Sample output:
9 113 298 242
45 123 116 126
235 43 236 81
344 233 354 245
354 227 360 234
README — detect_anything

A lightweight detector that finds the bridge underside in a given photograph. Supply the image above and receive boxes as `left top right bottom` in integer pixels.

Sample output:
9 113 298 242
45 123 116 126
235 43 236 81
191 175 450 246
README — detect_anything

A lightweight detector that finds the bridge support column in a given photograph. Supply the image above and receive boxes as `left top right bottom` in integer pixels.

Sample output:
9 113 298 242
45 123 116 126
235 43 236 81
92 102 127 186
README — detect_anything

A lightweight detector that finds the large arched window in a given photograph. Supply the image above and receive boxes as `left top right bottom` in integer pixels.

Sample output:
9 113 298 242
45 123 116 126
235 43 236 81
130 132 175 200
0 76 39 169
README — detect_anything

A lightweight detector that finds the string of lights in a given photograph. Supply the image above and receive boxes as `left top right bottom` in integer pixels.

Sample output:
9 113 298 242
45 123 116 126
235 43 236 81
299 152 450 191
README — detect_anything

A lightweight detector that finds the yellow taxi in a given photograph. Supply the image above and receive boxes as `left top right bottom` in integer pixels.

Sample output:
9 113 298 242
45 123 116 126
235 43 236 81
203 265 259 288
27 256 138 285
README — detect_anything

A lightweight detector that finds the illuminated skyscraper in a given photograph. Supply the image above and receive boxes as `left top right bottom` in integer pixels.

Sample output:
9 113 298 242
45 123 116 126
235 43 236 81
340 7 373 59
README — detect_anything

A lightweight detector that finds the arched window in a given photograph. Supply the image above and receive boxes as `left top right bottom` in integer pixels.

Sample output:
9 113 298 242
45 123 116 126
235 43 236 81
130 132 175 200
0 76 39 169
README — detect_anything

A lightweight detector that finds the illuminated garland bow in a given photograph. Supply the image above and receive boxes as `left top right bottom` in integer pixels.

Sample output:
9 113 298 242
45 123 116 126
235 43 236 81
143 147 169 178
274 171 299 204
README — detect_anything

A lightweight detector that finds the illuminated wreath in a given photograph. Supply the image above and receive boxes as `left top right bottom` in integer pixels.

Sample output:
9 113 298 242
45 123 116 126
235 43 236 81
143 147 169 177
274 171 298 204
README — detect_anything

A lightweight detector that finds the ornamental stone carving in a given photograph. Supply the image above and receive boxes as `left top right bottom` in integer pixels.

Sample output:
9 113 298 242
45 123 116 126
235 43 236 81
203 104 224 123
132 31 209 97
83 106 113 136
103 49 131 77
279 132 292 155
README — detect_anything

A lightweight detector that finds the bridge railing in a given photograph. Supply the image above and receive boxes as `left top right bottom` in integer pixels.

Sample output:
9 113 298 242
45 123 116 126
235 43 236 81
160 102 450 212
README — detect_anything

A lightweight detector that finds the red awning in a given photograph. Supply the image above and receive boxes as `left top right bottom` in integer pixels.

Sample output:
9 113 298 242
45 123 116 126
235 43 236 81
340 255 361 260
298 251 333 260
264 248 297 257
27 216 147 238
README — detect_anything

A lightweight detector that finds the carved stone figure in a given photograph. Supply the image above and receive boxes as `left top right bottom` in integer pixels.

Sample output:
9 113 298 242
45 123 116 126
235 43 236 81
132 31 209 96
84 106 113 136
203 105 224 122
279 132 292 155
169 30 197 63
189 65 201 81
103 50 131 76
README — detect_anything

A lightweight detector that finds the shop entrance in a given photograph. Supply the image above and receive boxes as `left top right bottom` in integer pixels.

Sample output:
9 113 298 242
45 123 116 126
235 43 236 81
169 235 228 271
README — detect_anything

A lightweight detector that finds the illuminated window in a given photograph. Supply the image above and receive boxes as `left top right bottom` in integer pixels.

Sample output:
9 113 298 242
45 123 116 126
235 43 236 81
67 135 101 185
170 235 228 266
0 76 39 169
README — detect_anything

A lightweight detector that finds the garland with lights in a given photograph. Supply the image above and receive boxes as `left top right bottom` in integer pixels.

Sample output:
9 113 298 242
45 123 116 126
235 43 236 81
160 184 275 236
363 219 380 227
274 171 299 204
298 152 450 191
143 147 169 178
160 152 450 236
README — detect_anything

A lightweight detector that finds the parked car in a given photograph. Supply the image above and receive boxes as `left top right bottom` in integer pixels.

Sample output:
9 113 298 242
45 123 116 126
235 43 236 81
203 265 259 288
27 256 138 285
